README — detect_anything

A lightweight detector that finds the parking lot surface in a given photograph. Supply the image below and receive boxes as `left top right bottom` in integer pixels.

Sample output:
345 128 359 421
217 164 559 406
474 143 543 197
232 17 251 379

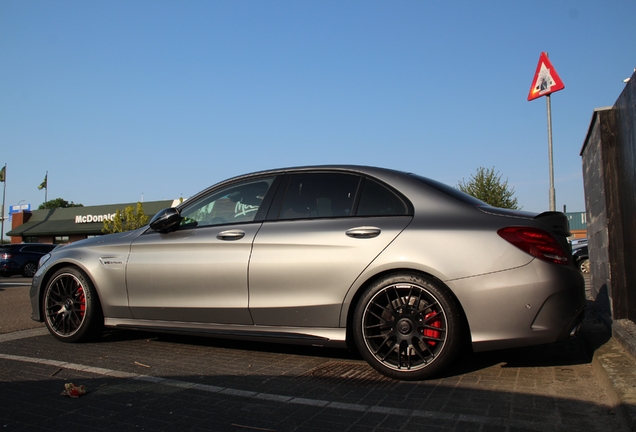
0 278 628 431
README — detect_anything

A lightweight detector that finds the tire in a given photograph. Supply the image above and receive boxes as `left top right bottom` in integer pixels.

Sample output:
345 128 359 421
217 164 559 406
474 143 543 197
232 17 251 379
579 258 590 274
22 262 38 278
42 267 103 343
353 273 464 380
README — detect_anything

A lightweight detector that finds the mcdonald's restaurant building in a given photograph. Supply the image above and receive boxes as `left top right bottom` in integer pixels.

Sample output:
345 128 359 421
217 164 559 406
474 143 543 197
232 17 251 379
7 200 180 245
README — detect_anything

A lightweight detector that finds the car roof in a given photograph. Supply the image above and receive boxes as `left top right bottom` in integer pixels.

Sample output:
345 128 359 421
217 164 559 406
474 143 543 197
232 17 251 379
180 165 414 207
217 165 410 184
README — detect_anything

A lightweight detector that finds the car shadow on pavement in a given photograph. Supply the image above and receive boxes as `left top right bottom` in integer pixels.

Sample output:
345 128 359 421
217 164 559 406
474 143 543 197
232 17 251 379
98 328 364 361
93 324 598 382
57 298 613 382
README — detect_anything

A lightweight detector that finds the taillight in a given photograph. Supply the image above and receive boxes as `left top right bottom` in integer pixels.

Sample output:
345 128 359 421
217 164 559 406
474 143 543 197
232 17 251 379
0 253 11 259
497 226 569 265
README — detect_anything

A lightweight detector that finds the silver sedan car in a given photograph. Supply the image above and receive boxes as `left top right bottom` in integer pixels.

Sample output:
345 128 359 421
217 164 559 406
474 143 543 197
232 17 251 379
30 165 585 380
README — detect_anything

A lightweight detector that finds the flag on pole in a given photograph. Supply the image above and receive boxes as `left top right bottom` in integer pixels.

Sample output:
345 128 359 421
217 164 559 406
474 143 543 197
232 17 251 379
0 166 5 183
38 174 48 190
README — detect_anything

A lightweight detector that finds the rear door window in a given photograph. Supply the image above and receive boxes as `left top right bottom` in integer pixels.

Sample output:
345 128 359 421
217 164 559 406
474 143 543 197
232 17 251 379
278 173 360 220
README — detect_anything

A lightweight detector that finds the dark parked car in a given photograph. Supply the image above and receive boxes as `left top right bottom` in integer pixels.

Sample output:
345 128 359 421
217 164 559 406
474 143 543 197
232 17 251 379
0 243 57 277
570 238 587 247
572 245 589 274
30 165 585 380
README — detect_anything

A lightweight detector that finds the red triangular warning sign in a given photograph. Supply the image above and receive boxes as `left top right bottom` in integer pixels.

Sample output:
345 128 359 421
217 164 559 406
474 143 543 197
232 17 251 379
528 52 565 101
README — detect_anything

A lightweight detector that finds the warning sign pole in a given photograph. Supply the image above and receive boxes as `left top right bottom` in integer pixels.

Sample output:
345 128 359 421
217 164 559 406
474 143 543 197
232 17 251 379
546 94 556 211
528 52 564 212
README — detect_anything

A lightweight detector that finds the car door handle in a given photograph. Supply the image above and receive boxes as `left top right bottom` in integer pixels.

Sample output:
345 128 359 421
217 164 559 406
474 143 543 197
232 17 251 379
216 230 246 241
345 227 381 239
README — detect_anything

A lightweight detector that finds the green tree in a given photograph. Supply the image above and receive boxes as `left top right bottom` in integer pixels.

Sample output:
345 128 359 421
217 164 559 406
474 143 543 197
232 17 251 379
38 198 84 209
457 167 519 209
102 202 149 234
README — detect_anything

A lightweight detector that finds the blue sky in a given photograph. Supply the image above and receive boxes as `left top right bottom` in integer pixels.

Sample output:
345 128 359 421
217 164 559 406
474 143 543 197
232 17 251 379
1 1 635 232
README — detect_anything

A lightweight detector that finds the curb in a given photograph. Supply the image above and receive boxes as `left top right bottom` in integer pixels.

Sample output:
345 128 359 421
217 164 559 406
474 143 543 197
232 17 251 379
583 306 636 431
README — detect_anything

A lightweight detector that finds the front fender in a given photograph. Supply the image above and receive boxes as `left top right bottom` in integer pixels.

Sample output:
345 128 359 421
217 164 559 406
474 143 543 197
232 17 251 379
30 240 136 322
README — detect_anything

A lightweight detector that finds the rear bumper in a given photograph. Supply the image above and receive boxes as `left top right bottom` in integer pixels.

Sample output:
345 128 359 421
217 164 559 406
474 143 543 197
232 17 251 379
0 262 20 276
531 284 586 337
557 306 584 340
447 260 586 352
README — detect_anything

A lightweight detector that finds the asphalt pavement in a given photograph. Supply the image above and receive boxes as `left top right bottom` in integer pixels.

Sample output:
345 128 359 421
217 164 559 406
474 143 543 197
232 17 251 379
0 276 635 431
0 277 42 335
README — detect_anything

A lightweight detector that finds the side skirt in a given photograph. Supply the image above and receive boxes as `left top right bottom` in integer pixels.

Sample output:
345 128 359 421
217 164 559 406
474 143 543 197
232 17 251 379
103 318 348 348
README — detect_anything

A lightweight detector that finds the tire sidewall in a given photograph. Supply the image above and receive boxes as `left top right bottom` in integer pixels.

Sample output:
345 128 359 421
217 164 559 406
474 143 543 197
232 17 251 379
353 272 463 380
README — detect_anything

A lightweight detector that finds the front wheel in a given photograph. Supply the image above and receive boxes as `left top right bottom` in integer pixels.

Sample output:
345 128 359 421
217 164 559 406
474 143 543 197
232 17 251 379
43 267 103 342
353 273 464 380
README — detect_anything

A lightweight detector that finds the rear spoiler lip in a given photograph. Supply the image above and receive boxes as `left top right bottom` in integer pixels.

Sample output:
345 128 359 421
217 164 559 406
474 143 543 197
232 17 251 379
534 211 572 237
476 206 572 237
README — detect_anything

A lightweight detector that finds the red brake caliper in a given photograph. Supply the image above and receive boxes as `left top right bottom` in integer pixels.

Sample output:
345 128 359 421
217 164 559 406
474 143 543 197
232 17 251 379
423 311 441 346
78 286 86 318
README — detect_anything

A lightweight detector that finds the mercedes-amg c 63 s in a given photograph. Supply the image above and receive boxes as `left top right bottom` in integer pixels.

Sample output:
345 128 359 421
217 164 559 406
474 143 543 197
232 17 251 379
31 166 585 380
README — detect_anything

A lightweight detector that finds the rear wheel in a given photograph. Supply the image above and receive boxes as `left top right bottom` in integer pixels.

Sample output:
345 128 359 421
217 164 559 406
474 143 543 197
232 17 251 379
353 273 463 380
579 258 590 274
22 262 38 277
43 267 103 342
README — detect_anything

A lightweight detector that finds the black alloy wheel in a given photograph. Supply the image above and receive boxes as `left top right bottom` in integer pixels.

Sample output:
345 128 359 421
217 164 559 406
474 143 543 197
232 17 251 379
353 273 463 380
43 267 103 342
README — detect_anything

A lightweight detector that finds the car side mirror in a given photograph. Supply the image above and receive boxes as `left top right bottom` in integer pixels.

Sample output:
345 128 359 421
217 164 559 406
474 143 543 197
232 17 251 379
149 208 182 233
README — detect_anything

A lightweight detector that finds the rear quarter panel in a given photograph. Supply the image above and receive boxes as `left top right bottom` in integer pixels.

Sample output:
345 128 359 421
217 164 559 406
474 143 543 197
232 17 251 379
337 182 582 349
